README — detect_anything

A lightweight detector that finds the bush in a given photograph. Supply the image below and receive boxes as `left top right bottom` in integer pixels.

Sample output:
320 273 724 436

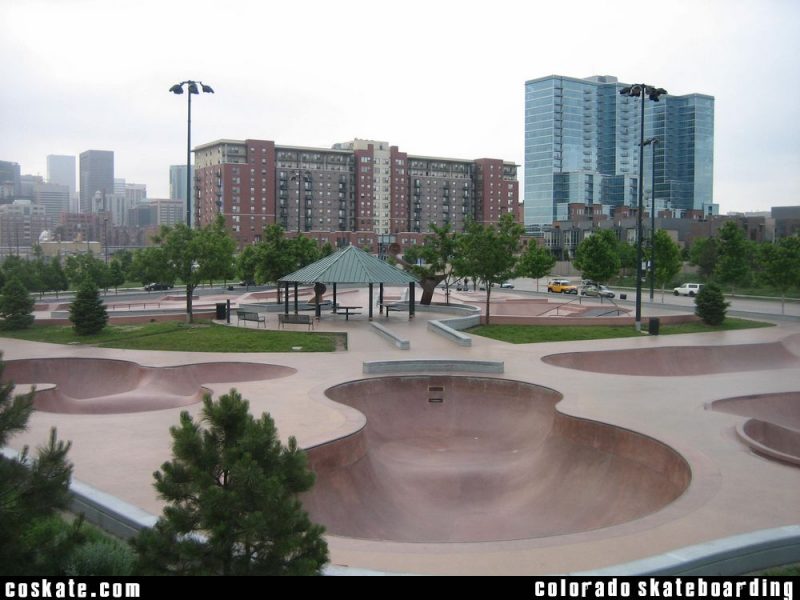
0 277 34 330
695 283 729 325
69 281 108 336
65 538 136 576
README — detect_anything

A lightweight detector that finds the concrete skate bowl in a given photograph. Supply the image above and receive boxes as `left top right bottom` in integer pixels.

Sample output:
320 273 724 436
710 392 800 467
302 376 691 543
542 340 800 377
2 358 296 414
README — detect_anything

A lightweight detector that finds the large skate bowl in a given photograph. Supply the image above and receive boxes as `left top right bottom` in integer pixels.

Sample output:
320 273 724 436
303 376 691 543
542 339 800 377
710 392 800 467
2 358 296 414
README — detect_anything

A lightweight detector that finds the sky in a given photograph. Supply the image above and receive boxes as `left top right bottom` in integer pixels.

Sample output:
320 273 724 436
1 0 798 214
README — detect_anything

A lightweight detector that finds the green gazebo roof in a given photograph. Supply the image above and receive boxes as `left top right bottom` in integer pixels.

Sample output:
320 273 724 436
279 245 418 285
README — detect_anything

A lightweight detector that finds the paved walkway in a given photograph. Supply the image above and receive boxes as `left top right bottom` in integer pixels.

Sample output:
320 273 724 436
2 286 799 575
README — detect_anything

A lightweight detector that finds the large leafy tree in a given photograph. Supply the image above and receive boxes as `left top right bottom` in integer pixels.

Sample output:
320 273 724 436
254 225 296 285
715 221 752 294
64 253 109 290
649 230 683 302
453 214 523 324
236 245 259 289
154 216 236 323
402 223 459 304
573 229 621 284
759 235 800 315
0 358 75 575
129 246 173 288
689 237 718 279
516 243 556 292
132 389 329 576
0 277 35 330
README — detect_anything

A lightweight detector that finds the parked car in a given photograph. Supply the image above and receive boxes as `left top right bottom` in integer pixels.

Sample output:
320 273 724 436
498 282 515 289
673 283 704 297
144 282 173 292
580 284 615 298
547 279 578 294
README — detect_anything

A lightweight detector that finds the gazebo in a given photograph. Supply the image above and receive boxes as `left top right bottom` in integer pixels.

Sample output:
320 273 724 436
278 246 419 320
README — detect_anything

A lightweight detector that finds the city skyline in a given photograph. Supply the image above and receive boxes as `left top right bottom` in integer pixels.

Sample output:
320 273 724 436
1 0 798 215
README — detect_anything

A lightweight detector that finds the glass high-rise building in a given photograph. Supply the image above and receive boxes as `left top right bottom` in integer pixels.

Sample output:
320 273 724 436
524 75 715 230
79 150 114 213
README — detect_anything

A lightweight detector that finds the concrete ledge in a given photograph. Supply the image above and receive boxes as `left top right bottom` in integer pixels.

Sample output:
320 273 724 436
69 480 158 539
428 319 473 347
573 525 800 576
363 359 503 374
370 322 410 350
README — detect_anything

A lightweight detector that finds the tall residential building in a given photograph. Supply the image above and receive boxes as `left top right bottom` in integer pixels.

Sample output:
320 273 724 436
46 155 76 197
524 75 715 231
33 182 71 221
194 138 518 247
152 198 185 227
79 150 114 213
0 200 49 251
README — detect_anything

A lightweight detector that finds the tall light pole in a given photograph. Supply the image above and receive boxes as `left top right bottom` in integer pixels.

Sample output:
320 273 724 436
619 83 667 331
169 80 214 228
646 137 659 301
291 169 310 234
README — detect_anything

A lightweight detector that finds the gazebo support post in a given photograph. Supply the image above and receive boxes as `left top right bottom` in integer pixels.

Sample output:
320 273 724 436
368 283 374 321
332 283 337 313
284 282 289 315
409 282 415 319
379 283 384 314
294 283 299 314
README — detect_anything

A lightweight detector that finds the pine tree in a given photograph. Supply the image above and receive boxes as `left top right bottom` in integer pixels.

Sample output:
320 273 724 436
132 389 329 575
695 282 729 326
0 356 76 575
69 280 108 336
0 276 35 330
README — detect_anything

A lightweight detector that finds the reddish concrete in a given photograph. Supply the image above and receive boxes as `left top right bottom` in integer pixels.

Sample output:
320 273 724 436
303 376 689 543
710 392 800 467
2 358 295 414
542 340 800 376
483 314 697 326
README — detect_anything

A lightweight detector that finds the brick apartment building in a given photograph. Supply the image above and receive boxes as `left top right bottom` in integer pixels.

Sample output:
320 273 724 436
193 138 519 249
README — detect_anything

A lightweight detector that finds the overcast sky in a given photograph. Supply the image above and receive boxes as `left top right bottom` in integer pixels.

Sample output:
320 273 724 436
1 0 798 214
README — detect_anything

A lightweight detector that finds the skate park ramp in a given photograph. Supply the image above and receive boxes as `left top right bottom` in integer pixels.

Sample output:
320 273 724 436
542 337 800 377
710 392 800 467
2 358 295 414
303 376 690 543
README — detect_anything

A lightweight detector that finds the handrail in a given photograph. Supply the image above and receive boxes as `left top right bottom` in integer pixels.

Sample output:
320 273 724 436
553 294 583 316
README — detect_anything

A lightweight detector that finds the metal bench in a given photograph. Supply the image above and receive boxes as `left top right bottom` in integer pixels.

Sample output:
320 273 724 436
236 310 266 328
278 313 314 330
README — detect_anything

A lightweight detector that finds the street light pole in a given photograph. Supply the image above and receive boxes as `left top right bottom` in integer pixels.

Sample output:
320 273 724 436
619 83 667 332
169 80 214 228
649 138 659 301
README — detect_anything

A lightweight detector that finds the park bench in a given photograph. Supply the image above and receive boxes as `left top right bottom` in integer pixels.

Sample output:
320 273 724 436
278 313 314 330
236 310 266 328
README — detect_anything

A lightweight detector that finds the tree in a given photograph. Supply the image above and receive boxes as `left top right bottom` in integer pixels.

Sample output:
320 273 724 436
573 229 621 284
155 216 236 323
402 224 459 304
453 214 523 324
695 282 729 326
108 260 126 293
649 230 683 303
0 357 75 575
64 253 109 290
2 255 41 293
129 247 172 288
0 277 35 330
236 245 259 288
617 241 638 277
43 258 69 298
715 221 751 294
689 237 718 279
516 243 556 292
319 242 335 258
288 235 321 272
69 281 108 336
759 235 800 315
254 225 296 285
132 389 329 575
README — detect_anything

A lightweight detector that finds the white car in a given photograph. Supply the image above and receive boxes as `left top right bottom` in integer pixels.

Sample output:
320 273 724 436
673 283 704 297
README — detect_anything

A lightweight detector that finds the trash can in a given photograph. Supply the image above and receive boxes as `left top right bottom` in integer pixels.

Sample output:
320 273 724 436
648 317 660 335
215 303 227 320
619 293 627 300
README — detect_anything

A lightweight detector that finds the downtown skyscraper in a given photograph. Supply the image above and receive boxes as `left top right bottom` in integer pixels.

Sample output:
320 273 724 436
524 75 715 231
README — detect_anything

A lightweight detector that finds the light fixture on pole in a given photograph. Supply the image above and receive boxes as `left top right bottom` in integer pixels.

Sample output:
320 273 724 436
619 83 667 331
169 80 214 228
644 137 659 301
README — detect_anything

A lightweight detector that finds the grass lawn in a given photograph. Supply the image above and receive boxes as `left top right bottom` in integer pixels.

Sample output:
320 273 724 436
0 321 337 352
467 317 774 344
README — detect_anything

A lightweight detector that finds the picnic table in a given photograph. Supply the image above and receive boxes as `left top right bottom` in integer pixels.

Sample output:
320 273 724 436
336 305 362 320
